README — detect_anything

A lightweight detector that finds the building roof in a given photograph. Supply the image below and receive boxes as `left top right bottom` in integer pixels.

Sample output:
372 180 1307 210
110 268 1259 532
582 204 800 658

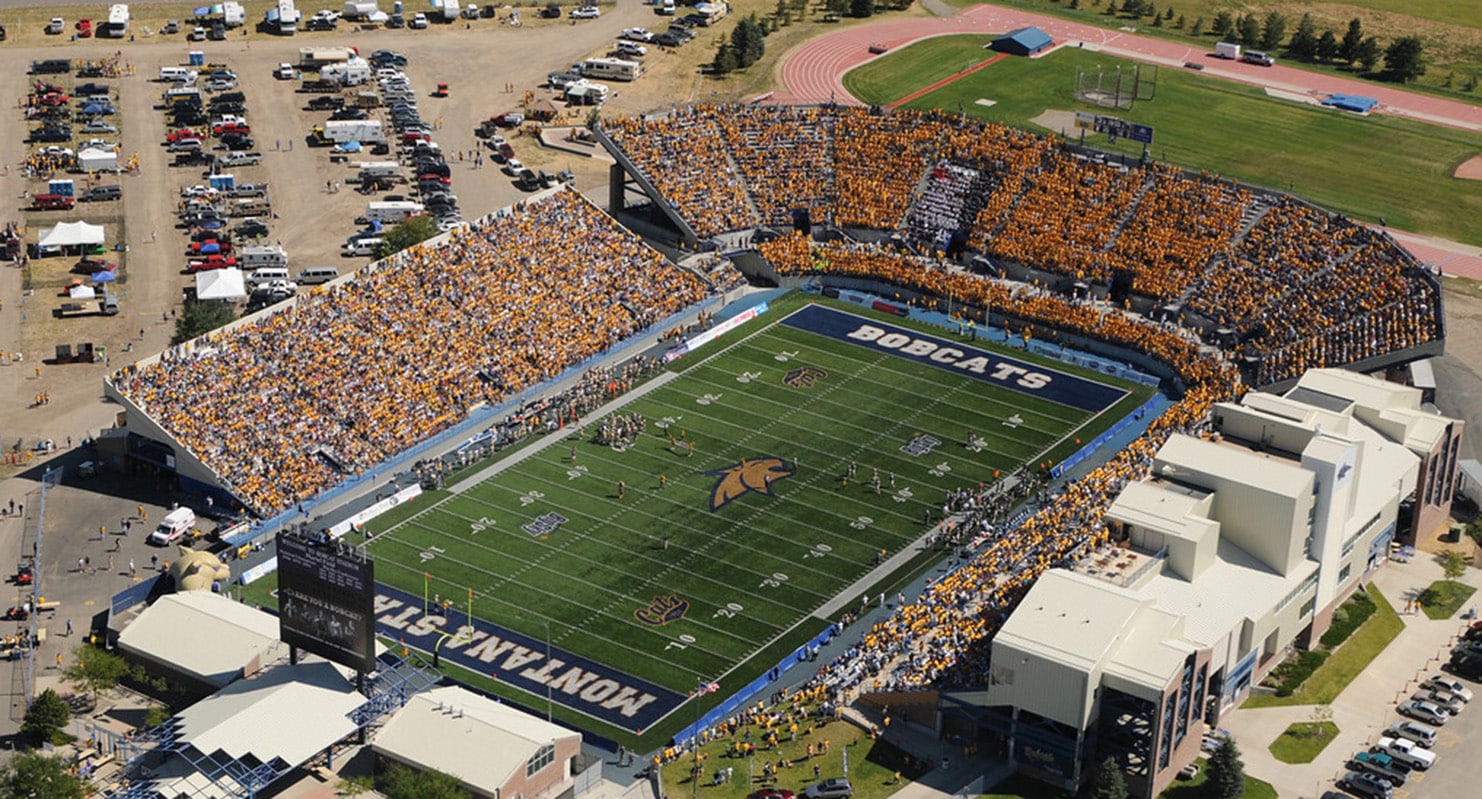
373 686 580 795
174 661 362 765
994 26 1053 51
994 570 1148 674
117 591 287 688
1110 481 1214 546
1156 434 1309 499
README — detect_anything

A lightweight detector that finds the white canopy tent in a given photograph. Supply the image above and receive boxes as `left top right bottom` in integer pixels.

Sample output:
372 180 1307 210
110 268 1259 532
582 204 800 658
196 268 247 301
38 221 106 249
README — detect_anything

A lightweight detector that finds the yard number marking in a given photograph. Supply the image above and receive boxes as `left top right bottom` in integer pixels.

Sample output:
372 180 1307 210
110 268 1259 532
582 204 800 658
804 543 833 559
758 572 790 589
696 393 723 406
519 490 546 507
929 462 952 477
469 516 495 535
849 516 873 530
714 602 744 619
1002 414 1023 428
419 545 447 564
566 464 589 480
736 371 762 383
775 350 799 362
892 487 914 504
665 633 697 651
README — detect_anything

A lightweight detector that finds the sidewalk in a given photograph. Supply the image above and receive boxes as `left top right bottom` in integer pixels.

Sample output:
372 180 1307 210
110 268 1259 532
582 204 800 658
1220 553 1482 798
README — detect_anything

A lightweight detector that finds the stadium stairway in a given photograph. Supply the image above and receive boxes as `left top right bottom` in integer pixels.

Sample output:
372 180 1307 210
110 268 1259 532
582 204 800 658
1099 171 1156 253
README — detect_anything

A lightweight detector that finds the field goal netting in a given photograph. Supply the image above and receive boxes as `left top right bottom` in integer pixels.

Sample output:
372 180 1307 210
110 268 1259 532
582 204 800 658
1074 64 1157 110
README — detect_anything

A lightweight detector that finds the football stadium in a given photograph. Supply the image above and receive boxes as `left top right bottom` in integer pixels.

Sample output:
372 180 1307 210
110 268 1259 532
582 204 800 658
103 104 1446 795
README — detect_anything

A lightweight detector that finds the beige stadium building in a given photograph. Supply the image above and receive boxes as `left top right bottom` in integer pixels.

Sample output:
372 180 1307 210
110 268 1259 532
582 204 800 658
953 369 1463 798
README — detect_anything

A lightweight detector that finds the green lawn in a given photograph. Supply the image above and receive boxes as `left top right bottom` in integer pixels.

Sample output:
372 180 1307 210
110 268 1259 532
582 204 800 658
1245 584 1404 708
658 717 927 799
1158 758 1278 799
842 37 997 104
1420 579 1477 619
1268 721 1340 764
848 36 1482 245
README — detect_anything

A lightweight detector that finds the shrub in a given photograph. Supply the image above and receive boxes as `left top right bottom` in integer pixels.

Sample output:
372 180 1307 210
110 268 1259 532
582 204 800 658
1273 650 1329 696
1319 592 1376 649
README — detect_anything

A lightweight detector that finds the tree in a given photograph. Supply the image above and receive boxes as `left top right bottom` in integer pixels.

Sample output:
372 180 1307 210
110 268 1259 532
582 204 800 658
1259 11 1286 51
0 752 87 799
1191 16 1203 36
171 297 237 346
849 0 872 18
1151 11 1162 27
1338 18 1364 65
1205 736 1246 799
1356 36 1382 72
1104 0 1118 16
1315 30 1339 61
1440 550 1468 581
377 215 439 259
731 17 766 67
1069 0 1080 8
773 0 789 26
1175 15 1184 29
63 644 129 704
1384 36 1426 82
712 40 738 75
378 763 468 799
1211 11 1231 35
1238 14 1261 48
21 689 71 747
1288 14 1317 60
144 704 172 729
1081 758 1128 799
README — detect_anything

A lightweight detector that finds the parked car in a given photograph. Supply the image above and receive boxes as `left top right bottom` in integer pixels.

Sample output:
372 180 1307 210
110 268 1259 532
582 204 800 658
571 5 599 19
27 127 72 143
622 27 654 42
307 96 345 110
234 219 270 238
79 185 121 202
1339 771 1393 799
187 255 237 272
1350 751 1409 786
1410 689 1464 715
1386 720 1438 748
409 12 428 28
80 120 118 134
615 41 648 57
1398 700 1448 726
802 779 852 799
31 194 75 211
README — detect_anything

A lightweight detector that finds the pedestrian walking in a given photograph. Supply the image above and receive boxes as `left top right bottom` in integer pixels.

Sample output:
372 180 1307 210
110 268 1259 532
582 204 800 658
663 533 669 550
65 619 73 637
128 559 136 579
617 479 625 500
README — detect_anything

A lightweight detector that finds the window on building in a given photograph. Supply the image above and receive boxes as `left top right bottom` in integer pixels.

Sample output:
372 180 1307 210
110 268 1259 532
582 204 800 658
527 744 556 778
1339 563 1351 584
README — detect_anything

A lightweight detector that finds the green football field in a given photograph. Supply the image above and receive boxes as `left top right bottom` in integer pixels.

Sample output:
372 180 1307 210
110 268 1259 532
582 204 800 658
360 294 1151 740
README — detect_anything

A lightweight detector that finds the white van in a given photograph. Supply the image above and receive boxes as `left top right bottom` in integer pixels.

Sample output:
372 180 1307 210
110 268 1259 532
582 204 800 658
239 245 288 270
149 507 197 545
247 266 290 287
342 237 383 257
296 266 339 285
159 67 198 85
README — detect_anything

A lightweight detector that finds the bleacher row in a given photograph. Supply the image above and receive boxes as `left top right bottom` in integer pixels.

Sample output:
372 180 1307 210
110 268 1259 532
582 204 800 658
110 191 710 516
605 105 1441 388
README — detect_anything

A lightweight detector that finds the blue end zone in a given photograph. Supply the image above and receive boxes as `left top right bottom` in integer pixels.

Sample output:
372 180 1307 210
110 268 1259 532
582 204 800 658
781 304 1127 413
373 584 685 732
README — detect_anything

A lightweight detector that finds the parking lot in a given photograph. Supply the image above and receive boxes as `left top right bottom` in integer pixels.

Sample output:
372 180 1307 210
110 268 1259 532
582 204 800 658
0 2 739 738
1222 552 1482 799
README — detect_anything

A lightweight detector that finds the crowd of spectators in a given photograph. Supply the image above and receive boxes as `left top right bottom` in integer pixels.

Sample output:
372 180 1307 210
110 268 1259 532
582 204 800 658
112 191 710 515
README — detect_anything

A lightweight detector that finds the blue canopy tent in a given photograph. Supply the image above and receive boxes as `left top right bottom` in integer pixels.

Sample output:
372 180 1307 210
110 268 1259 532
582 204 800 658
92 270 117 283
1322 94 1378 114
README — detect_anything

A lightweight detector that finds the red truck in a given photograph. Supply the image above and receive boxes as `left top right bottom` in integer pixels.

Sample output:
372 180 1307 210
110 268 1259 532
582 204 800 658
31 194 75 210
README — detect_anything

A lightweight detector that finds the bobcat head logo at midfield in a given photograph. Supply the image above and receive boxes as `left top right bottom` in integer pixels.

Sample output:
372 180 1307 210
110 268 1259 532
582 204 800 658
706 457 794 512
635 594 689 626
783 366 828 389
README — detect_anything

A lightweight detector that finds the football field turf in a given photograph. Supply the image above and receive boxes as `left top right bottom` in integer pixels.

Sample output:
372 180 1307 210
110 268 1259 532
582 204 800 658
363 296 1150 740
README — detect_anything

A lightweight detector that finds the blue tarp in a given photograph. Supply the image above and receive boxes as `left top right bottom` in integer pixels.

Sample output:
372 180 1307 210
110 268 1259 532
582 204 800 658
991 26 1053 56
1322 94 1378 113
93 270 117 283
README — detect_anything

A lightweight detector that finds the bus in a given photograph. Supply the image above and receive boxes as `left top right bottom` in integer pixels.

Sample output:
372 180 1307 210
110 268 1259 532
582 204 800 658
579 57 643 82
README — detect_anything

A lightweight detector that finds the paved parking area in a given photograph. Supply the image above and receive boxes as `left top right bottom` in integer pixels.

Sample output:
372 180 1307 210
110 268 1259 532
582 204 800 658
1221 552 1482 798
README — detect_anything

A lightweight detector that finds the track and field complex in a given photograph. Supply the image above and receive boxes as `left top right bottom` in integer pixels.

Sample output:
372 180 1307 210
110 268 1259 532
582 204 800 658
362 296 1153 743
